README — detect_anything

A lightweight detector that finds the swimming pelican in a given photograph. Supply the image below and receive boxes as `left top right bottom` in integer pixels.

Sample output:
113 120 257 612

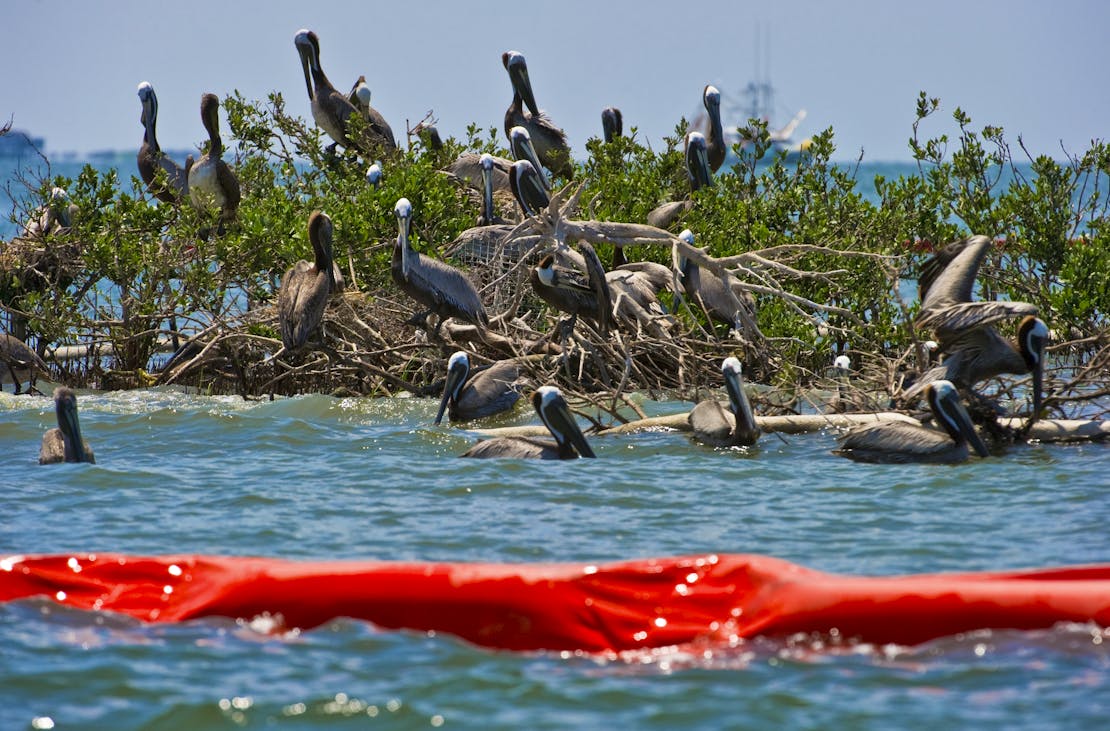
39 386 95 464
530 242 613 338
187 93 240 233
502 50 573 179
835 380 990 464
294 29 396 155
647 132 713 229
1 332 50 394
136 82 191 204
277 211 340 351
461 385 595 459
601 107 623 143
391 198 488 333
434 351 522 424
689 357 760 447
909 235 1048 421
702 85 726 173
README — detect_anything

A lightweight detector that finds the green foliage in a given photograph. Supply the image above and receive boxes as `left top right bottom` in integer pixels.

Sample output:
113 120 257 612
2 90 1106 391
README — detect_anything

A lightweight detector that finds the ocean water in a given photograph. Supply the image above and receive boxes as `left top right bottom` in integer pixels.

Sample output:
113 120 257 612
2 156 1109 730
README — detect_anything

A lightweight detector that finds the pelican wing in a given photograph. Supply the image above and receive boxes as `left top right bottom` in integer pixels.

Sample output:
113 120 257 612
835 421 959 463
917 300 1039 343
689 400 736 446
278 262 330 350
918 235 992 309
461 436 559 460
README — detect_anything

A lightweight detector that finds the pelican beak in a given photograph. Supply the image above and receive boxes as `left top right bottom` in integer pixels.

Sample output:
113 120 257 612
294 30 316 101
59 394 90 463
686 133 712 190
941 388 990 458
510 160 549 217
435 355 469 425
395 200 412 278
1026 319 1048 424
537 389 596 458
505 52 540 116
510 127 549 191
722 360 756 435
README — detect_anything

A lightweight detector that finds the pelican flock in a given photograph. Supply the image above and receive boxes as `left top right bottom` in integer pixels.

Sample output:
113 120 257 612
5 35 1076 471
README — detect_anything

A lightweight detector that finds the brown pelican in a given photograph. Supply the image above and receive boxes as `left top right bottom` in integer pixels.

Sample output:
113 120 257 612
366 162 383 188
702 85 727 173
909 235 1049 421
434 351 522 424
605 264 677 338
391 198 488 333
21 187 78 238
674 229 758 335
530 242 613 338
689 357 760 447
601 107 623 143
136 82 191 204
277 211 340 351
294 29 396 156
39 387 95 464
834 380 990 464
509 126 550 191
188 93 240 233
461 385 595 459
502 50 573 179
443 152 512 194
647 132 713 229
1 332 50 394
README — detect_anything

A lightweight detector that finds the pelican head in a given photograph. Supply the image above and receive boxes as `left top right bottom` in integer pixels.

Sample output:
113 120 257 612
354 79 372 107
833 354 851 372
534 386 595 458
137 81 157 132
394 197 413 276
601 107 622 142
307 210 335 281
685 132 712 190
928 380 990 458
703 85 721 114
366 162 382 188
534 253 557 287
1019 316 1049 422
294 29 321 100
435 351 471 425
509 159 549 217
54 387 91 463
722 356 757 433
509 125 548 189
502 50 539 116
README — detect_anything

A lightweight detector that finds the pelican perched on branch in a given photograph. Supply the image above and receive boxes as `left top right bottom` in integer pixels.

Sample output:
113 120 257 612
294 29 396 156
136 81 190 204
188 93 240 234
434 351 522 424
391 198 488 333
673 229 759 338
461 386 595 459
1 332 50 394
647 131 713 229
689 357 760 448
702 85 726 173
530 242 613 338
907 235 1048 422
502 50 572 179
277 211 340 351
39 387 95 464
834 380 989 464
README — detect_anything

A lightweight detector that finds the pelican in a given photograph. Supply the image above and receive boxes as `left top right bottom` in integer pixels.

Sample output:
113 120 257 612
188 93 240 233
391 198 488 333
136 82 191 204
509 126 550 191
461 386 595 459
689 357 760 447
434 351 522 424
277 211 340 351
502 50 573 179
366 162 383 188
702 85 726 173
443 152 512 194
674 229 758 336
647 132 713 229
21 187 78 238
601 107 623 143
530 242 612 338
295 30 396 156
39 387 95 464
444 154 520 265
909 235 1048 421
1 332 50 394
605 264 677 339
834 380 990 464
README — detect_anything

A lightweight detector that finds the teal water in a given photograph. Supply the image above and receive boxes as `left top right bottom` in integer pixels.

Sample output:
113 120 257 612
2 387 1109 730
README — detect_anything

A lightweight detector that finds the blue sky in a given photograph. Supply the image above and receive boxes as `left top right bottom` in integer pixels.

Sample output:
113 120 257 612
5 0 1106 162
